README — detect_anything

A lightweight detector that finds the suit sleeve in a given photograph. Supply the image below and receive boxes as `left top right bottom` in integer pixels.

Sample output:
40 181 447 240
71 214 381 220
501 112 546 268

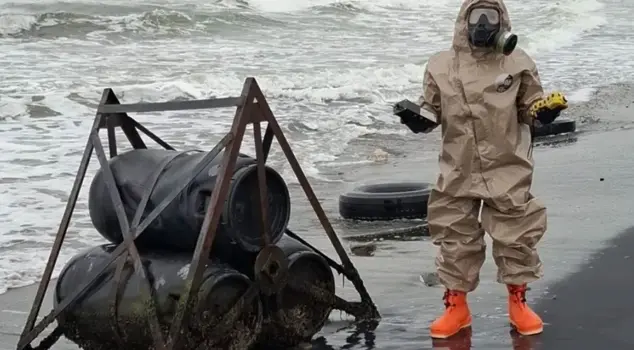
417 66 442 132
517 57 545 125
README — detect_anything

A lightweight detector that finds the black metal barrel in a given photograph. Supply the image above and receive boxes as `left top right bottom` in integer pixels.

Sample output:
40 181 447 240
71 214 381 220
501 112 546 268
88 148 291 253
229 235 336 347
54 244 263 350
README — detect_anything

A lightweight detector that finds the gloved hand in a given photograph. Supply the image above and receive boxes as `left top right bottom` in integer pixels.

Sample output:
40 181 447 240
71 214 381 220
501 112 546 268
393 99 439 134
529 91 568 125
399 116 436 133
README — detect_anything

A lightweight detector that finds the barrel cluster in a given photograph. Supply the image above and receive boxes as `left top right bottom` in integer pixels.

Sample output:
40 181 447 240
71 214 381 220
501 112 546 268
53 149 336 349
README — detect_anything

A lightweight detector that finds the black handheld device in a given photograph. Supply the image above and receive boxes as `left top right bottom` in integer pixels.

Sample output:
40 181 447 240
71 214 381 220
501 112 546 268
393 99 438 133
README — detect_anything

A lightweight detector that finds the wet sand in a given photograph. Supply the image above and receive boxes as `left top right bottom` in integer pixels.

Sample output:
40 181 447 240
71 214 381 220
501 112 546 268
0 281 76 350
3 124 634 349
297 125 634 349
533 225 634 349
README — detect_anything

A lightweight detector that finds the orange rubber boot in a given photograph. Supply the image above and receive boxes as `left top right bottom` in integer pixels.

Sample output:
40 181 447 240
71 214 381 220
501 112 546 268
507 284 543 335
430 290 472 339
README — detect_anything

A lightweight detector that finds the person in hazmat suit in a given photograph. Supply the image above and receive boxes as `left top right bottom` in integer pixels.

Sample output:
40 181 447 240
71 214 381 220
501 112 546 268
415 0 568 339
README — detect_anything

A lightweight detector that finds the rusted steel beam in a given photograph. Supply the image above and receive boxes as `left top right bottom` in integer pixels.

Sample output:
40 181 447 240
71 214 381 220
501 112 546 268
253 121 271 246
256 82 379 318
90 132 167 349
129 117 175 150
284 229 345 275
98 97 242 114
166 80 255 350
106 112 117 157
262 123 273 162
17 89 107 350
17 118 231 350
19 76 380 350
252 83 379 319
100 90 149 150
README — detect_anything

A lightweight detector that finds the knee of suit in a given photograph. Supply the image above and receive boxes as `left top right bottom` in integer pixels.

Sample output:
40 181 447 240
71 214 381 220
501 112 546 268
428 191 483 239
437 239 487 260
482 197 547 249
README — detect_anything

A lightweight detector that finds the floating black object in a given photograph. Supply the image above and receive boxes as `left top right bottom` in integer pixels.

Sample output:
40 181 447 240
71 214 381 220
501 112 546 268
393 99 438 133
54 244 263 350
88 149 291 253
532 118 576 138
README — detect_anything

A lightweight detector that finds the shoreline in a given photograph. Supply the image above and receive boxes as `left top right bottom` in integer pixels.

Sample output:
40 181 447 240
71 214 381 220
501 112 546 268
3 85 634 348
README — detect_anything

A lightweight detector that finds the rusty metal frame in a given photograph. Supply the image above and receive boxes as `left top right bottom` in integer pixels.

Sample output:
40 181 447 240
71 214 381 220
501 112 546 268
16 77 379 350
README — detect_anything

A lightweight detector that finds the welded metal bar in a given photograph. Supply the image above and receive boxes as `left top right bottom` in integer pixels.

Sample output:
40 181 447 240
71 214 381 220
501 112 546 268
253 122 271 246
133 134 230 235
130 117 175 150
99 89 147 150
284 229 345 275
120 116 148 149
98 97 242 114
267 116 378 318
17 91 106 350
106 115 118 158
18 115 232 350
261 123 273 163
27 325 64 350
263 118 352 264
109 254 129 348
289 281 373 321
129 152 182 232
90 132 167 350
16 133 226 346
166 80 254 350
255 87 379 319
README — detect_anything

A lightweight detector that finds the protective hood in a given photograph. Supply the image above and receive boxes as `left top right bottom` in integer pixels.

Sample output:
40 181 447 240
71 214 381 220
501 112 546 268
453 0 512 53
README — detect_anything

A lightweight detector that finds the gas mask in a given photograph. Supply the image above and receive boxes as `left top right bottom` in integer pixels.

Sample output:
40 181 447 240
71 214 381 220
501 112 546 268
467 7 518 55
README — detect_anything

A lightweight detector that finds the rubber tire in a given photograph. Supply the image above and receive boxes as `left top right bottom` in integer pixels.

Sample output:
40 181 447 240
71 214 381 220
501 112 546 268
532 118 576 138
339 182 432 221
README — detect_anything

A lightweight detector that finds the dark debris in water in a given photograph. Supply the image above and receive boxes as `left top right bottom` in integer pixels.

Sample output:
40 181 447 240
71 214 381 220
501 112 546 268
532 134 578 148
419 272 441 287
349 242 377 257
345 224 429 243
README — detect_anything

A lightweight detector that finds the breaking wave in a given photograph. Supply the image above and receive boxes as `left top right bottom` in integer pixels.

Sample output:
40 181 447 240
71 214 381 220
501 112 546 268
0 0 434 38
0 8 290 37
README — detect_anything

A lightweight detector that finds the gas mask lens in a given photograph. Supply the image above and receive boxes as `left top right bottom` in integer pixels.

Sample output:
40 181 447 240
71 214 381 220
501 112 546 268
468 8 499 25
467 7 516 55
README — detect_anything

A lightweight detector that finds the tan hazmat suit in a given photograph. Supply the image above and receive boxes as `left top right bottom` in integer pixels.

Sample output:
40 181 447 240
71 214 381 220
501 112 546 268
419 0 546 292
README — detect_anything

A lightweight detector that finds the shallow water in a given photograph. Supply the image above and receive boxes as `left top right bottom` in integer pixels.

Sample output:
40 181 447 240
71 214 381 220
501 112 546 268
1 0 633 294
306 127 634 349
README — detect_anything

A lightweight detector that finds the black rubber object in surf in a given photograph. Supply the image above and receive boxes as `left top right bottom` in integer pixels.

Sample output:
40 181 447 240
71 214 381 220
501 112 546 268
339 182 432 221
532 118 576 137
88 149 291 253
